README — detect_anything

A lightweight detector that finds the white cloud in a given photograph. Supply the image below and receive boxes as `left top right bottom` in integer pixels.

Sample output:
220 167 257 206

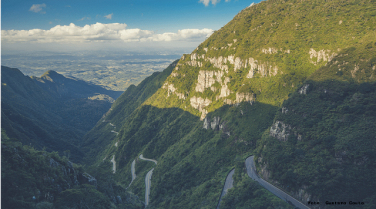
199 0 220 6
151 29 214 42
78 17 91 21
248 3 255 7
29 4 46 14
104 13 113 20
1 23 214 44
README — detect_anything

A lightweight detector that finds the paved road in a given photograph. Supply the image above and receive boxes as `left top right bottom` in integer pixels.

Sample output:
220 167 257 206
110 155 116 174
131 160 137 181
245 156 310 209
139 154 158 207
216 169 235 209
145 168 154 207
139 154 157 165
127 160 137 189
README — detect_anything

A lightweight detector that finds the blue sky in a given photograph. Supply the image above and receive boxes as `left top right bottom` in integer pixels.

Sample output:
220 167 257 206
2 0 259 53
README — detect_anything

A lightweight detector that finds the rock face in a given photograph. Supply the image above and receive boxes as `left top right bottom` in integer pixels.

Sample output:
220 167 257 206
80 173 98 189
211 116 221 130
351 64 360 78
166 84 176 96
262 47 278 54
190 96 212 119
47 158 81 191
163 83 186 99
261 47 290 54
309 48 337 64
235 92 255 103
161 49 281 119
203 117 211 129
246 57 278 78
269 121 291 142
299 84 310 94
206 56 230 72
202 116 225 131
219 78 231 98
195 70 224 92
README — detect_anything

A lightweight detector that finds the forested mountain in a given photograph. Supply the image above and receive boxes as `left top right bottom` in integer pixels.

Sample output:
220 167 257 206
82 0 376 208
1 131 144 209
3 0 376 208
1 66 122 162
31 70 122 101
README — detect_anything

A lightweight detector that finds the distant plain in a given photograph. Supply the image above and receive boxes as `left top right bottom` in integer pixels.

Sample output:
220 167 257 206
2 51 181 91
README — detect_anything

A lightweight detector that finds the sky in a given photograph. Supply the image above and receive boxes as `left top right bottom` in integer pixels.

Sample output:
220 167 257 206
1 0 260 54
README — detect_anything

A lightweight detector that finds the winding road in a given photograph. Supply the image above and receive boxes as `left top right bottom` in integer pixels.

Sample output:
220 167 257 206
127 160 137 189
245 156 310 209
131 160 137 181
139 154 158 207
110 155 116 174
111 130 119 135
216 169 235 209
139 154 157 165
144 168 154 207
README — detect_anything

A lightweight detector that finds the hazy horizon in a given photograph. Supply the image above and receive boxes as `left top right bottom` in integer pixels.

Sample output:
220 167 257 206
2 0 259 54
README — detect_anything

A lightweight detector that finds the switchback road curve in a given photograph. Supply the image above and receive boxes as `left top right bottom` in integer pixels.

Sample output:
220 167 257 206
245 156 310 209
139 154 157 207
216 169 235 209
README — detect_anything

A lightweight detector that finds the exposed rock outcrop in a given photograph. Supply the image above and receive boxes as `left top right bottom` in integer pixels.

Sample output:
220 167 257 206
203 116 225 131
203 117 211 129
195 70 224 92
246 57 278 78
211 116 221 130
269 121 291 142
80 173 98 189
234 57 243 71
299 84 310 94
219 77 231 98
351 64 359 78
163 83 186 99
262 47 278 54
235 92 255 103
309 48 337 64
206 56 229 72
190 96 211 119
261 47 290 54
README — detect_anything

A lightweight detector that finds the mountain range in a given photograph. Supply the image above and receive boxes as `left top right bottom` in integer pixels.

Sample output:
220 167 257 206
2 66 122 162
